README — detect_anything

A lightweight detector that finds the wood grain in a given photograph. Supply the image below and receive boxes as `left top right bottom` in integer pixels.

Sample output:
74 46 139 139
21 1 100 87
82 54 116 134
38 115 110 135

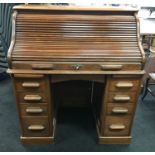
9 8 144 65
13 5 138 11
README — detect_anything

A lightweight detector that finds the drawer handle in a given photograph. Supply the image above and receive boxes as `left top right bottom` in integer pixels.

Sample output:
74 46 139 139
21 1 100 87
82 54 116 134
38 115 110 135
24 95 42 101
113 95 130 102
22 82 40 88
32 64 54 70
112 107 128 114
109 124 126 130
71 64 82 70
26 107 43 113
115 82 133 88
100 65 123 70
28 125 45 131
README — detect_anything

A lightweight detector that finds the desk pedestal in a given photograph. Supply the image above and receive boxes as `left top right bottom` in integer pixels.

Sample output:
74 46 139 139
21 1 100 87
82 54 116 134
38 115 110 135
11 74 142 144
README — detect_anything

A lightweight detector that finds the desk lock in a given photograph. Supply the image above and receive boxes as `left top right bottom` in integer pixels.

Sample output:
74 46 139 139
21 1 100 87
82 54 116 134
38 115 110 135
71 64 82 70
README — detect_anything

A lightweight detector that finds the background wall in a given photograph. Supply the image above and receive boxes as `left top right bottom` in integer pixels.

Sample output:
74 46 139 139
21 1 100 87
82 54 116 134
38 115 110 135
0 3 15 78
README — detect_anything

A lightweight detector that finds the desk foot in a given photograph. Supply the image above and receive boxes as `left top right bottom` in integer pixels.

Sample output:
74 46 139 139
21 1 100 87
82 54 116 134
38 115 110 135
21 136 54 144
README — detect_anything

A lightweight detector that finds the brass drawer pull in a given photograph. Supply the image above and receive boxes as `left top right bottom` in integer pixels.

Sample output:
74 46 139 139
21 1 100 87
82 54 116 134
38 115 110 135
71 64 82 70
112 107 128 114
28 125 45 131
109 124 126 130
32 64 54 70
22 82 40 88
113 95 130 102
100 65 123 70
26 107 43 113
115 82 133 88
24 95 42 101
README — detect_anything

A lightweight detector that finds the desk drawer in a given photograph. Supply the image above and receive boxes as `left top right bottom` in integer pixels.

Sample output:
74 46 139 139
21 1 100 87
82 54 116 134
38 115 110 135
20 103 48 116
107 104 134 115
107 92 136 103
13 62 141 71
108 79 140 92
21 116 50 137
104 116 131 136
14 78 47 92
18 92 47 103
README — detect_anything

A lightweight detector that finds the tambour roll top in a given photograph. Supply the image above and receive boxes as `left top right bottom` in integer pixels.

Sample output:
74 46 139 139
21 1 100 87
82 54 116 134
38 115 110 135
7 5 145 70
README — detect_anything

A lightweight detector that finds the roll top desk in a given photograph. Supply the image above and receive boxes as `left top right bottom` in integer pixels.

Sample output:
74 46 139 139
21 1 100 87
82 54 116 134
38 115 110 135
7 5 145 144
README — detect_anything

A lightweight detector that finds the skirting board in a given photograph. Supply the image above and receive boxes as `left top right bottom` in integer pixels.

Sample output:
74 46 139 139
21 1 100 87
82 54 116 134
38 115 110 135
98 136 132 144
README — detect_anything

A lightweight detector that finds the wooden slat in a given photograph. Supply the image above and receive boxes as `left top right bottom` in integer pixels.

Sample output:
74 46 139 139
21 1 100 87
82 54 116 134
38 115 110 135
14 41 138 47
17 14 136 21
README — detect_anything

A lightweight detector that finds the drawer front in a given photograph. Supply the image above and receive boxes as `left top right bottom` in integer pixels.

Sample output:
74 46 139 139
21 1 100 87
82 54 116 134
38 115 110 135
14 78 47 92
20 103 48 116
104 116 131 136
13 62 141 71
107 104 134 115
108 79 140 92
18 92 47 103
107 92 136 103
21 116 50 137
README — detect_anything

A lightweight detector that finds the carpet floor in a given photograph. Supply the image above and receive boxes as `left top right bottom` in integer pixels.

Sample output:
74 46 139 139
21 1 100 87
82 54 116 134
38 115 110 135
0 77 155 152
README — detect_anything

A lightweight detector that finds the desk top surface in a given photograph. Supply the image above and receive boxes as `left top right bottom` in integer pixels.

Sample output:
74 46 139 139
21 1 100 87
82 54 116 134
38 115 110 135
13 5 138 12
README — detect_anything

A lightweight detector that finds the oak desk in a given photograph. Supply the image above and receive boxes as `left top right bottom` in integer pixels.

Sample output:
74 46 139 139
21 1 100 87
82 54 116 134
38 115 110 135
7 5 145 144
